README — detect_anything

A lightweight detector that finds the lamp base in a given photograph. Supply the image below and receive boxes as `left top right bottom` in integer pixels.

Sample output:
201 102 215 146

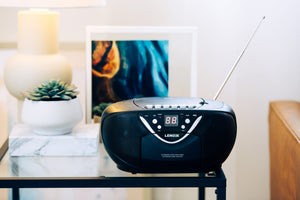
4 53 72 100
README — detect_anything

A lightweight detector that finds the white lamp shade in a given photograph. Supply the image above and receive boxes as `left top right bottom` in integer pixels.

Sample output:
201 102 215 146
0 0 106 8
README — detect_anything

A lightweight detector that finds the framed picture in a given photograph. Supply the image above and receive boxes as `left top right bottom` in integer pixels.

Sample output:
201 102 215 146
86 26 198 123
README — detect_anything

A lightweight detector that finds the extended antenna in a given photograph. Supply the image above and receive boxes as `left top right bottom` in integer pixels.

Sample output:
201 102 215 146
213 16 265 101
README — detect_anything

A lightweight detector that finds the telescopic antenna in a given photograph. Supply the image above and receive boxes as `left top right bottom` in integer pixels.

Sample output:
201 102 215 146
213 16 265 101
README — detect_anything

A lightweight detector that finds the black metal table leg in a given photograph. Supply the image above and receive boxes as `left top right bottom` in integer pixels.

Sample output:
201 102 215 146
199 187 205 200
198 173 205 200
216 186 226 200
216 168 226 200
12 187 20 200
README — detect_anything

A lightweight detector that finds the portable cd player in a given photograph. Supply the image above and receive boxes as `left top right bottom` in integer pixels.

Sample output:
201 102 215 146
101 97 237 173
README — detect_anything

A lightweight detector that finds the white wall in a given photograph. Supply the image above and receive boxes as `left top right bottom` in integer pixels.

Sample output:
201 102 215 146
1 0 300 199
235 0 300 199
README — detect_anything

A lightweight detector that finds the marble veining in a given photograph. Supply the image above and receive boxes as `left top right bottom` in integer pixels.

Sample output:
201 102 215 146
9 124 99 156
8 144 124 178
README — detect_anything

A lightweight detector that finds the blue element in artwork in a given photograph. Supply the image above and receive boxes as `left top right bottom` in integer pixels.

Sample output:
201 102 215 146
112 40 169 99
91 40 169 116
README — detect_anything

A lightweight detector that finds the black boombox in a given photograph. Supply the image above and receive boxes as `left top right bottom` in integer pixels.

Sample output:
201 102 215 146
101 97 236 173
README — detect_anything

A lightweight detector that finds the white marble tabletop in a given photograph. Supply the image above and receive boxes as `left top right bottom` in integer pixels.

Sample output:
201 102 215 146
0 144 129 178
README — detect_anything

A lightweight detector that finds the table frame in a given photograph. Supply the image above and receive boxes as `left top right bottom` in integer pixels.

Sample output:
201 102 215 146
0 139 226 200
0 169 226 200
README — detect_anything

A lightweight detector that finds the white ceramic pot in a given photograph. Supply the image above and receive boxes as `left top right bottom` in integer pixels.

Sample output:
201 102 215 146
22 98 83 135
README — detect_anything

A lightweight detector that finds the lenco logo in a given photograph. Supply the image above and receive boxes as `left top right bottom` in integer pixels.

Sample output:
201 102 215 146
164 134 180 138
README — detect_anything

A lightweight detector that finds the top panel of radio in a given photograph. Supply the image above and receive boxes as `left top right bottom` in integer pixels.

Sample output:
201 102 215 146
133 97 226 111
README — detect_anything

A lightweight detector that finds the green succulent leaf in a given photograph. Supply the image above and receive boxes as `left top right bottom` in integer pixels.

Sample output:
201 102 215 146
22 79 79 101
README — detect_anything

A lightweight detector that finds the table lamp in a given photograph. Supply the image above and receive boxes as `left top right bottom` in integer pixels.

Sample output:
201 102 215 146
0 0 105 120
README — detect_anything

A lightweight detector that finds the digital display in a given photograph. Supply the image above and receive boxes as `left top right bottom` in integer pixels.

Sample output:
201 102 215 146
164 115 178 127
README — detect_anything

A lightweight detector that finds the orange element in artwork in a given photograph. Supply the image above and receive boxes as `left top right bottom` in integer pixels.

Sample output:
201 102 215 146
92 41 120 79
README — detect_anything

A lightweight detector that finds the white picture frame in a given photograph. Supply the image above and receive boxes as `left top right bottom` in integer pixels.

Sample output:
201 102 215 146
86 26 198 123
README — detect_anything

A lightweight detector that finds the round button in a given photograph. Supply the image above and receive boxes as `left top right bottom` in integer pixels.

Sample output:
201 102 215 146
157 125 162 130
152 119 158 124
181 125 186 129
185 118 190 124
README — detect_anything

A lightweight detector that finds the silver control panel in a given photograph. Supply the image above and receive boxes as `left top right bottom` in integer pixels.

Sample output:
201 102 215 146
139 112 202 144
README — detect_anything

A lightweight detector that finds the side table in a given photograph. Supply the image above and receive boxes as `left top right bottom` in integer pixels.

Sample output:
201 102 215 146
0 140 226 200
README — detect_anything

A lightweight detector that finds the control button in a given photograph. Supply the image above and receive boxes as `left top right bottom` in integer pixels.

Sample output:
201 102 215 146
152 119 158 124
157 125 162 130
181 125 186 129
185 118 191 124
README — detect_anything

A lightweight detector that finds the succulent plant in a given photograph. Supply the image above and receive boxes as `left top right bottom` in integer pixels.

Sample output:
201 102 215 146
92 103 112 117
22 79 79 101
